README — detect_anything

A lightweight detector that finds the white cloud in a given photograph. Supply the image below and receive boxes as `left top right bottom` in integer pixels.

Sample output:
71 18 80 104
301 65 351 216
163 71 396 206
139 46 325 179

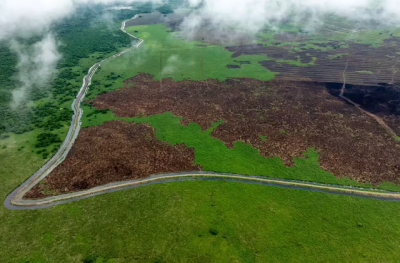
2 0 400 106
0 0 159 106
2 0 400 44
9 34 61 107
162 54 180 75
183 0 400 35
0 0 161 41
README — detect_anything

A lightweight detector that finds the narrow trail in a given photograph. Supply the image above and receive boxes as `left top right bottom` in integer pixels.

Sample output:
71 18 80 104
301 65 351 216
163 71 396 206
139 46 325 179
339 60 349 97
5 17 400 210
200 52 210 88
340 60 398 138
390 60 398 85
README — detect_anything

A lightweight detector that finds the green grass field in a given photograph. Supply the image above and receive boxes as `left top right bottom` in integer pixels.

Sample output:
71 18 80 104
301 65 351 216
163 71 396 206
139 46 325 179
88 20 400 100
2 162 400 263
87 24 276 99
3 124 400 262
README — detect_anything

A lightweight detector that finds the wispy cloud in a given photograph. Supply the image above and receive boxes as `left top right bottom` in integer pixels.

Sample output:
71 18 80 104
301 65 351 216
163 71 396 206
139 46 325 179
9 34 61 107
183 0 400 35
2 0 400 106
0 0 160 106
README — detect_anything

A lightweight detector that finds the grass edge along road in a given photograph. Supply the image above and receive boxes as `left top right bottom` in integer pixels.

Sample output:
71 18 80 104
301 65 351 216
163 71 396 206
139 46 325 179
4 180 400 262
7 172 400 210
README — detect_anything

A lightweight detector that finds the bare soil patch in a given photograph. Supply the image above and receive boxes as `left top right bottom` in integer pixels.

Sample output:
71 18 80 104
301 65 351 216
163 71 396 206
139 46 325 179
93 74 400 185
25 121 201 199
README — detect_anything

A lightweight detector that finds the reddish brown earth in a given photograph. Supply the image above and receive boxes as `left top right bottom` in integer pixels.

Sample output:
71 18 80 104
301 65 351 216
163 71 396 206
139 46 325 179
92 74 400 185
25 121 201 199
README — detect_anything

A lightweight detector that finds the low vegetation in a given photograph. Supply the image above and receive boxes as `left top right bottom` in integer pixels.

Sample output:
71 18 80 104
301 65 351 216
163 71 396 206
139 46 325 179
0 3 152 139
35 133 62 148
3 180 400 262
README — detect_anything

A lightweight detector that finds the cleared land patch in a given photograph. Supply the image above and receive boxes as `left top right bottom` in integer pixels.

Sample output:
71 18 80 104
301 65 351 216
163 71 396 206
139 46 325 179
326 83 400 136
92 74 400 185
21 19 400 198
25 121 200 198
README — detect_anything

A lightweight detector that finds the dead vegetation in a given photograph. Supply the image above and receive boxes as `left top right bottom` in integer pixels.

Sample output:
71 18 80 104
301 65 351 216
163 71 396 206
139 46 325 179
25 121 201 199
93 74 400 185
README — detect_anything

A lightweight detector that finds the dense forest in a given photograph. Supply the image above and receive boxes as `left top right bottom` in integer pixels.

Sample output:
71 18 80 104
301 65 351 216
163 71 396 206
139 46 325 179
0 3 156 138
0 1 176 159
0 0 186 157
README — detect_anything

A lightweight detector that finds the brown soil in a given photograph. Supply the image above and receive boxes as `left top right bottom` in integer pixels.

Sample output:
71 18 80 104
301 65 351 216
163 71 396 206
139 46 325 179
384 115 400 136
92 74 400 185
25 121 201 199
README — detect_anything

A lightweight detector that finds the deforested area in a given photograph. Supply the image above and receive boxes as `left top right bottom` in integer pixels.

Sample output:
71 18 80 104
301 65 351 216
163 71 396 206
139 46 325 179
25 121 200 198
92 74 400 185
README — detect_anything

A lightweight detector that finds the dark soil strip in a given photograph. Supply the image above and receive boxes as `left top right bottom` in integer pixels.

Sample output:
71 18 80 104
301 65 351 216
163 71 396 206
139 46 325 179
25 121 201 199
93 74 400 185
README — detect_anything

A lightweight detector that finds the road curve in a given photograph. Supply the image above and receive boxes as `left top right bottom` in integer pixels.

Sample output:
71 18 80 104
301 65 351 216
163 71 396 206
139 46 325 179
4 16 143 210
5 172 400 210
4 16 400 210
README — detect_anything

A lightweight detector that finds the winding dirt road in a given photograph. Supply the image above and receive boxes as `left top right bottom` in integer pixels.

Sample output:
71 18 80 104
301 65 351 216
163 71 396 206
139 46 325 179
4 17 400 210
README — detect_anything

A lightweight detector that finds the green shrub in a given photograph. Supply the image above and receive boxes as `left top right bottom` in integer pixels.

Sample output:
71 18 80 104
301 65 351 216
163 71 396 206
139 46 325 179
35 133 62 148
209 228 219 236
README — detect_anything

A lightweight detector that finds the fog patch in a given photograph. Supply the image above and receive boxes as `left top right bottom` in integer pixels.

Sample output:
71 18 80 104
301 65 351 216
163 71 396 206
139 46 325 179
9 34 61 108
105 5 136 10
0 0 163 42
92 10 119 31
181 0 400 42
162 55 180 75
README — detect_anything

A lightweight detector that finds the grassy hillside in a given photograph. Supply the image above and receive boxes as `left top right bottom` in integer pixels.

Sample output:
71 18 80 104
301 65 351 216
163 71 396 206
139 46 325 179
87 24 275 99
1 176 400 262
